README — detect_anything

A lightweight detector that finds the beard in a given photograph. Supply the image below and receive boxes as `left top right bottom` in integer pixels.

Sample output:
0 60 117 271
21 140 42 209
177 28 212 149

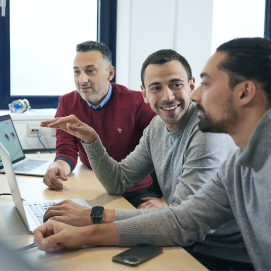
196 101 237 134
76 84 99 102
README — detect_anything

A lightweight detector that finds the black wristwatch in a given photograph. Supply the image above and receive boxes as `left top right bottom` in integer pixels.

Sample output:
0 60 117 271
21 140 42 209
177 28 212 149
90 206 104 224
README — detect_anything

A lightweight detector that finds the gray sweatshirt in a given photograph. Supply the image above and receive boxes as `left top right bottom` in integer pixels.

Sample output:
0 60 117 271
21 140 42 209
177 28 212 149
112 109 271 270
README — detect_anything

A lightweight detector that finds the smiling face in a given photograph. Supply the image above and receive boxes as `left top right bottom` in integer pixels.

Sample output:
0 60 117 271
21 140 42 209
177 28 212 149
191 51 238 134
141 60 195 132
73 50 115 105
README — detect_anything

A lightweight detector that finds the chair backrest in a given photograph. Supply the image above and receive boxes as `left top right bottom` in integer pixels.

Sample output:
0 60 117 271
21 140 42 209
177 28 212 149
193 245 254 271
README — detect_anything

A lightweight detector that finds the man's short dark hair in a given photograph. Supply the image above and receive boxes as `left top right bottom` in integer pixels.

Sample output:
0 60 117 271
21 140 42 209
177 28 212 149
216 37 271 105
141 49 192 88
76 41 112 65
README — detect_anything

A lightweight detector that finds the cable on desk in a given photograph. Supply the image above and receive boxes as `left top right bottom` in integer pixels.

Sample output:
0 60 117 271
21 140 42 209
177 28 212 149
0 193 11 196
14 243 37 252
36 129 52 153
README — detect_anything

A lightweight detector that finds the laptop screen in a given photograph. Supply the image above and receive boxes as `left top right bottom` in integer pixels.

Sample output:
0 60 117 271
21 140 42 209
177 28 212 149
0 115 25 168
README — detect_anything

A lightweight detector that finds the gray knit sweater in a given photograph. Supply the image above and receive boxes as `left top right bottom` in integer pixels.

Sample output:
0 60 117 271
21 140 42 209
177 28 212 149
111 108 271 270
83 103 241 245
83 103 236 205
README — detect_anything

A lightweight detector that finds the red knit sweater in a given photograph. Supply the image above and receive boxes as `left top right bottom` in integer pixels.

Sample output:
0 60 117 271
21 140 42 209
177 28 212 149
55 83 156 192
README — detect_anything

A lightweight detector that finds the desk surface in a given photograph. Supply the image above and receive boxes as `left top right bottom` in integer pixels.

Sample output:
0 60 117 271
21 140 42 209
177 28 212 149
0 153 207 270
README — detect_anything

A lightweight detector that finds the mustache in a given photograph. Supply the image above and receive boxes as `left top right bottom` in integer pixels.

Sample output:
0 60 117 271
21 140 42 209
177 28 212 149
196 103 205 113
157 100 181 107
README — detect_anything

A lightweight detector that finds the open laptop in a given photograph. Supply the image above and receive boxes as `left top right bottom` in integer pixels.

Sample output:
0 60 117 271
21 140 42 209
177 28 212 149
0 142 91 233
0 114 53 176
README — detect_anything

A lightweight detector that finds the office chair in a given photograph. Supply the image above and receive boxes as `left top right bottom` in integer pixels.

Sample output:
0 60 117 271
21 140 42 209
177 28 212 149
190 245 254 271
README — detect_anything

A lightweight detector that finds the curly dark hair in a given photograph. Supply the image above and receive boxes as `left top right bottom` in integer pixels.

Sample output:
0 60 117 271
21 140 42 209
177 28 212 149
216 37 271 105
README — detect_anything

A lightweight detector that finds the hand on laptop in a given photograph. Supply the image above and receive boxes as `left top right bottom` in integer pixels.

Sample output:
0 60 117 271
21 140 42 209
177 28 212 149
40 115 98 144
43 199 92 226
43 200 116 226
43 160 70 190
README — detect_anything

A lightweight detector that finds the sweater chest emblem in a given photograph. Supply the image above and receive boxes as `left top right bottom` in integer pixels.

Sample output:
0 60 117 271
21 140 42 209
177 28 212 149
118 128 122 134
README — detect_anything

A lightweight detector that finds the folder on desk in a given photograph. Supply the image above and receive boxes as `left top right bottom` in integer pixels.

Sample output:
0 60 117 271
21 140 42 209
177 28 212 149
0 142 91 233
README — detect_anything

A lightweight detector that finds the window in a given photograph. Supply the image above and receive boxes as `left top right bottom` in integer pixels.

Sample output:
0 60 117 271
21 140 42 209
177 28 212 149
0 0 116 109
10 0 97 97
211 0 266 53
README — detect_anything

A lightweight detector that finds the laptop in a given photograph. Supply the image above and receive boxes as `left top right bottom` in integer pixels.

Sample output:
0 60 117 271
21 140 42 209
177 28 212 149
0 142 91 233
0 114 53 176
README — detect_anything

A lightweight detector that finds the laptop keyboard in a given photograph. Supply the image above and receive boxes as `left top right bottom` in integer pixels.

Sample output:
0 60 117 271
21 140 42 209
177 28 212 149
27 202 56 224
13 159 47 172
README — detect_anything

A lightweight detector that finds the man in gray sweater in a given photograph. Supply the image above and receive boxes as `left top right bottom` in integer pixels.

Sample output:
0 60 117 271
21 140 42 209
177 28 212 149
34 37 271 270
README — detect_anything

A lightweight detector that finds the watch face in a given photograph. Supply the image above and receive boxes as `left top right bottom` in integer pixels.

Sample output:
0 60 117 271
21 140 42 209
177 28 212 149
91 206 104 218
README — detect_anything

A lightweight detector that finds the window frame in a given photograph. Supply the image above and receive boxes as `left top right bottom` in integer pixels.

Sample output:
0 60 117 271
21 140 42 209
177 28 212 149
0 0 117 109
265 0 271 38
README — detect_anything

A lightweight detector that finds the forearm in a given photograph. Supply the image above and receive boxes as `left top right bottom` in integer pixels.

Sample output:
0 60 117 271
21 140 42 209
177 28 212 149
82 138 152 194
34 221 119 251
82 139 128 194
115 179 235 247
102 209 115 223
115 207 165 221
54 104 82 168
55 130 79 168
53 160 72 175
54 156 75 173
82 223 118 246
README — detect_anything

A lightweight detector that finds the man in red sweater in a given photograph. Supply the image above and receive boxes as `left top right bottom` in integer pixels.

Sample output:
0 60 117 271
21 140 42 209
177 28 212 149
43 41 159 207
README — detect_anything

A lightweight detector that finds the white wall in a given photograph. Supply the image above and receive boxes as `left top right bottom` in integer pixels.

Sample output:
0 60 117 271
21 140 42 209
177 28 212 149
115 0 265 90
211 0 265 53
116 0 214 90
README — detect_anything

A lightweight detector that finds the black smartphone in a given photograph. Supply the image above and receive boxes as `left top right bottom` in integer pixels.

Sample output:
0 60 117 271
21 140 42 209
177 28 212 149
112 245 163 267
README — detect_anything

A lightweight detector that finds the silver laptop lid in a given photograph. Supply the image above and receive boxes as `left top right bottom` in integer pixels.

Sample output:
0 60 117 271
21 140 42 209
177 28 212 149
0 142 30 230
